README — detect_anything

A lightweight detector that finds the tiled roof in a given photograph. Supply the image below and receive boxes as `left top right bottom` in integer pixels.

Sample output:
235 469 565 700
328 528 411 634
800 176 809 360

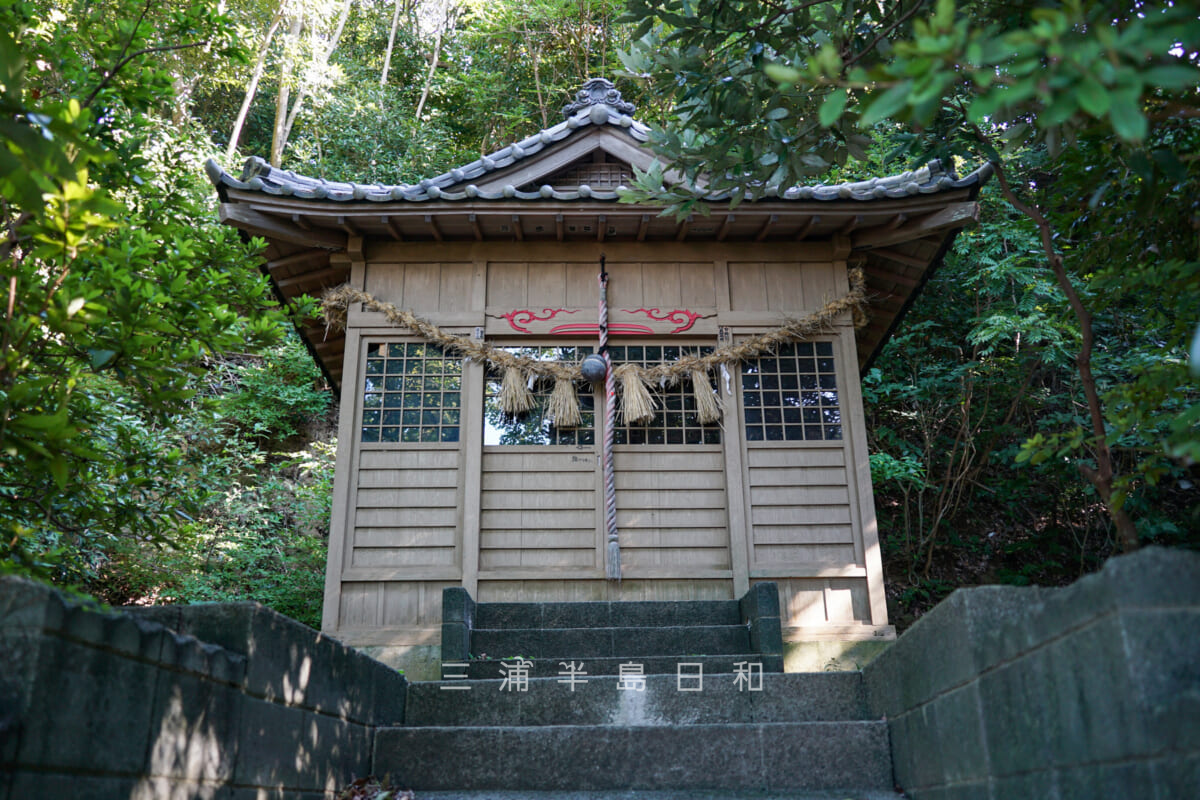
206 78 991 205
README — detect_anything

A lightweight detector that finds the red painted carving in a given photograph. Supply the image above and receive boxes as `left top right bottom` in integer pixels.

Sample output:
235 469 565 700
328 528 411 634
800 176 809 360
501 308 578 334
501 307 702 335
547 323 655 336
624 308 702 334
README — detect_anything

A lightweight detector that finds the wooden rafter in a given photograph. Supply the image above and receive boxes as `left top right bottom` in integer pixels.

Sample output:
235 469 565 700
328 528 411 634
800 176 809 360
794 215 820 242
425 214 443 242
755 214 778 242
716 214 735 242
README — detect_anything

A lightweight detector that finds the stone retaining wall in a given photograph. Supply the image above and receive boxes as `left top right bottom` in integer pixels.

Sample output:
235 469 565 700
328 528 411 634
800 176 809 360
863 546 1200 800
0 578 407 800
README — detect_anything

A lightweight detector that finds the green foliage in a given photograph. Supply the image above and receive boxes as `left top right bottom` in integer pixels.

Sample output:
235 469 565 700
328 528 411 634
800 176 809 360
619 0 1199 562
214 337 331 442
0 0 303 582
100 439 335 629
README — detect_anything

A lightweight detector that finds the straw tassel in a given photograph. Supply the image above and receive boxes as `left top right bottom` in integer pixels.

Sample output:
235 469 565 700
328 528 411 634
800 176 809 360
547 376 582 428
615 363 656 424
498 365 535 415
691 369 723 424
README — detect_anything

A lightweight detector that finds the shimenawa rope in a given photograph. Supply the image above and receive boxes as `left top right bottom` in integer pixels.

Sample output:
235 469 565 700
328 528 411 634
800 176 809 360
320 267 867 427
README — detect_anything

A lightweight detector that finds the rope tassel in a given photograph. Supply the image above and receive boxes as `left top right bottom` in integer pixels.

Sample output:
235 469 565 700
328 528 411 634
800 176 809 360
691 370 723 424
615 363 656 425
498 366 535 416
547 377 582 428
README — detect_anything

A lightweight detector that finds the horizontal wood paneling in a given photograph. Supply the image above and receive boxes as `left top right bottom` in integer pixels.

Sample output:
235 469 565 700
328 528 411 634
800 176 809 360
479 450 597 570
746 445 855 566
615 449 730 571
350 447 460 570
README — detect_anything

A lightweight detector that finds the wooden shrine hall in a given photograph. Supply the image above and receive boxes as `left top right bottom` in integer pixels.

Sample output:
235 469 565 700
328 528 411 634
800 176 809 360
208 79 992 673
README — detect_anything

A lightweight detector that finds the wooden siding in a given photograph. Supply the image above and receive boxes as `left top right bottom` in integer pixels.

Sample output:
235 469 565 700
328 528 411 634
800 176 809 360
613 448 731 572
479 450 598 572
324 245 892 647
762 577 871 627
364 261 476 312
485 260 718 310
350 449 461 569
476 578 733 603
337 580 455 631
727 261 840 315
745 446 856 566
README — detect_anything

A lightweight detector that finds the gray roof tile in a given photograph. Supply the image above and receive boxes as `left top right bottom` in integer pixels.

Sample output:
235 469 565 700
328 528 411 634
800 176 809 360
206 79 991 205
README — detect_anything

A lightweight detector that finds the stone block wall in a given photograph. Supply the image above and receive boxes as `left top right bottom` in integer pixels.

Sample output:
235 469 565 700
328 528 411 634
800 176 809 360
0 577 407 800
863 546 1200 800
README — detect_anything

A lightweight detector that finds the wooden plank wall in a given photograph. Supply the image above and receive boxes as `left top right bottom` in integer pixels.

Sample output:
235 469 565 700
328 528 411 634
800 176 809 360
614 448 730 571
351 449 461 569
326 245 885 640
745 446 856 566
485 260 719 311
479 450 597 571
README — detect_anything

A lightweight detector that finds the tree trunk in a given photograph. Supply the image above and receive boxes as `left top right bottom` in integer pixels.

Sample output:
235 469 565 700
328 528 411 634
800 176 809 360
991 160 1139 551
226 10 283 161
270 14 303 168
414 22 445 122
279 0 354 159
381 0 403 86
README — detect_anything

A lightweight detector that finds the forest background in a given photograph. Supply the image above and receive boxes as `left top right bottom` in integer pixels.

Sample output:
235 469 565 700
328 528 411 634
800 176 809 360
1 0 1196 632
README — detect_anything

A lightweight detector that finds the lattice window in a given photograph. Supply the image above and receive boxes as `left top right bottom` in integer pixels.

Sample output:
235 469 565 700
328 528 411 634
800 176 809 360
361 343 462 443
539 160 633 190
484 346 596 446
742 341 842 441
609 345 722 445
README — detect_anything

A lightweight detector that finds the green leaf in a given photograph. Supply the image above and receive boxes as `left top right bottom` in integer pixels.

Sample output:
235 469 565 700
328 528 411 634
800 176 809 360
1141 65 1200 89
88 349 119 368
764 107 788 121
1076 76 1110 117
764 63 802 86
819 88 848 127
49 455 68 489
1109 89 1147 141
861 81 913 126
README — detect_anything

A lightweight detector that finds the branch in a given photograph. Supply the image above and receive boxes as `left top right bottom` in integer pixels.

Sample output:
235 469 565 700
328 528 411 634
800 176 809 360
84 41 211 109
843 0 929 69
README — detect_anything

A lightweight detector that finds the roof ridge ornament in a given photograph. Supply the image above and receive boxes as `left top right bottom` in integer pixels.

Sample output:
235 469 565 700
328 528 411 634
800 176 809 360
563 78 635 118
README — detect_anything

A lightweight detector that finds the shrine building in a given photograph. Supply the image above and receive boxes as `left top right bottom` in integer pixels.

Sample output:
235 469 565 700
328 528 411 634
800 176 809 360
207 79 991 674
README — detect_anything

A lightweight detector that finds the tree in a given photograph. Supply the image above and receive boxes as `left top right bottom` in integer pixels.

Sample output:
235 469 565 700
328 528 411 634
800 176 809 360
1 0 292 578
619 0 1200 550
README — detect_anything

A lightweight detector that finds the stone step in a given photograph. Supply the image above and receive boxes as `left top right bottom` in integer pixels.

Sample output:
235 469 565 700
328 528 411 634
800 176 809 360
475 599 743 630
375 721 894 792
469 624 751 660
407 791 906 800
406 672 872 727
454 653 783 679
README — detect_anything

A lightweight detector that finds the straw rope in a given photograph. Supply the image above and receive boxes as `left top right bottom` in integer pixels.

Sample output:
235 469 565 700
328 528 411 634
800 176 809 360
320 267 867 416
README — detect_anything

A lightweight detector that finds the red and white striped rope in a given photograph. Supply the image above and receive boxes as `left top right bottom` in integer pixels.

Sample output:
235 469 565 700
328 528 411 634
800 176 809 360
599 259 620 581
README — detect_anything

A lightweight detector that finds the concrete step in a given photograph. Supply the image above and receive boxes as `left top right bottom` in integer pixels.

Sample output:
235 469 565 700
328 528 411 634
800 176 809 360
469 624 751 660
375 721 894 792
453 653 783 678
407 791 906 800
406 672 872 727
475 599 743 629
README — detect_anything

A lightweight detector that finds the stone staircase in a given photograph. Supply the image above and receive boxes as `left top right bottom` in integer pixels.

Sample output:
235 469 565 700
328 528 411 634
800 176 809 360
374 585 902 798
